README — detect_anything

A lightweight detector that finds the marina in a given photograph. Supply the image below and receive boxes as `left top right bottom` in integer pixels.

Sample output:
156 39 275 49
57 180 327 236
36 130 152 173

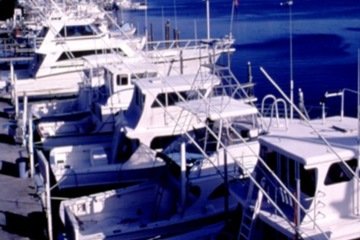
0 0 359 239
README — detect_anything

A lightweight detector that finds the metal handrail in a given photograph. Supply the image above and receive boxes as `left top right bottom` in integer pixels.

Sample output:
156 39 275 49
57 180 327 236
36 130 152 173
261 94 288 131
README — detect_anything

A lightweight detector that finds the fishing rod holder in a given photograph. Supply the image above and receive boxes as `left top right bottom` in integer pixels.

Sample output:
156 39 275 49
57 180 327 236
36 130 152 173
320 88 358 123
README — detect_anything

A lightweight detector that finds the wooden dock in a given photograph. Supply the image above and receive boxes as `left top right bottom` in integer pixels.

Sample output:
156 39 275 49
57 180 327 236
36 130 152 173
0 100 46 240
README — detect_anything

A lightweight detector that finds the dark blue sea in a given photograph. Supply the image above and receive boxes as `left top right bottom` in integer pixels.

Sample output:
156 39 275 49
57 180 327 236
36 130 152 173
1 0 359 116
2 0 359 116
125 0 360 118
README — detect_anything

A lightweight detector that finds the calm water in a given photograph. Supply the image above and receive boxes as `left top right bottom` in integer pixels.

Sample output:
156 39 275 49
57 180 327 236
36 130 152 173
2 0 359 115
126 0 360 117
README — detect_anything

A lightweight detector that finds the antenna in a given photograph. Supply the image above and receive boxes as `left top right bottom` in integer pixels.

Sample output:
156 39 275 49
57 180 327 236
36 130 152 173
173 0 178 30
206 0 210 40
145 0 148 52
280 0 294 120
230 0 238 38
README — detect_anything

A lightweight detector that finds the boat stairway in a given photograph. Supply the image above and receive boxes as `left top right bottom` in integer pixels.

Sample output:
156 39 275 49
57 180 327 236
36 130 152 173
237 172 264 240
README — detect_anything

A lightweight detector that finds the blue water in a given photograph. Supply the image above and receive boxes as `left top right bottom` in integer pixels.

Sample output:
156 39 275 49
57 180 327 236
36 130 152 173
3 0 359 116
126 0 360 117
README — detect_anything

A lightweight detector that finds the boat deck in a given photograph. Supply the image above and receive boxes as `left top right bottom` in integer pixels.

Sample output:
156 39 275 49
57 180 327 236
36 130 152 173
0 101 46 239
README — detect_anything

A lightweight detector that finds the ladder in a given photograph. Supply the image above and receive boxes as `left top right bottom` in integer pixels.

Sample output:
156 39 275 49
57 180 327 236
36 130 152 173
238 175 264 240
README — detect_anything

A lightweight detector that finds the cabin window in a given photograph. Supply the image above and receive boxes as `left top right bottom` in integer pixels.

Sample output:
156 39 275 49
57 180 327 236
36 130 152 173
151 93 166 108
324 159 357 185
259 146 316 197
131 72 157 80
57 49 125 62
260 146 277 170
57 50 97 61
150 135 178 150
57 25 97 38
151 89 206 108
288 158 296 189
116 75 128 86
300 166 316 197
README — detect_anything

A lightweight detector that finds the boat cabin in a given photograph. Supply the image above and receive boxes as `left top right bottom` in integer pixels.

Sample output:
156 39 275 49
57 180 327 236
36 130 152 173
122 72 221 149
31 8 144 79
231 116 360 239
82 57 159 121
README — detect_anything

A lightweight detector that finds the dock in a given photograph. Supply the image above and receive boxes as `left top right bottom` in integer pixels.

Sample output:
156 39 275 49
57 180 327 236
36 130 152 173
0 100 46 240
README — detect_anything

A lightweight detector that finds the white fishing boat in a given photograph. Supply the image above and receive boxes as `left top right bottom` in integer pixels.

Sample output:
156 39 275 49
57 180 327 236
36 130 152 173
36 54 260 191
36 70 219 149
0 3 145 99
38 71 224 189
33 60 158 141
31 32 234 120
58 93 262 239
229 70 360 239
1 0 234 101
59 152 236 239
30 36 235 137
30 50 173 120
42 142 165 189
120 71 221 148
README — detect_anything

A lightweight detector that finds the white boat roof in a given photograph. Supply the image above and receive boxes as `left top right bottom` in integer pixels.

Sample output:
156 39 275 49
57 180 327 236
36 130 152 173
133 73 221 93
260 116 358 167
102 61 157 75
83 54 157 73
177 96 259 120
82 54 124 67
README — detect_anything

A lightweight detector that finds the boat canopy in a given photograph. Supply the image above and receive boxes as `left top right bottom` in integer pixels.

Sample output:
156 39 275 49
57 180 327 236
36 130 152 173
177 95 259 120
